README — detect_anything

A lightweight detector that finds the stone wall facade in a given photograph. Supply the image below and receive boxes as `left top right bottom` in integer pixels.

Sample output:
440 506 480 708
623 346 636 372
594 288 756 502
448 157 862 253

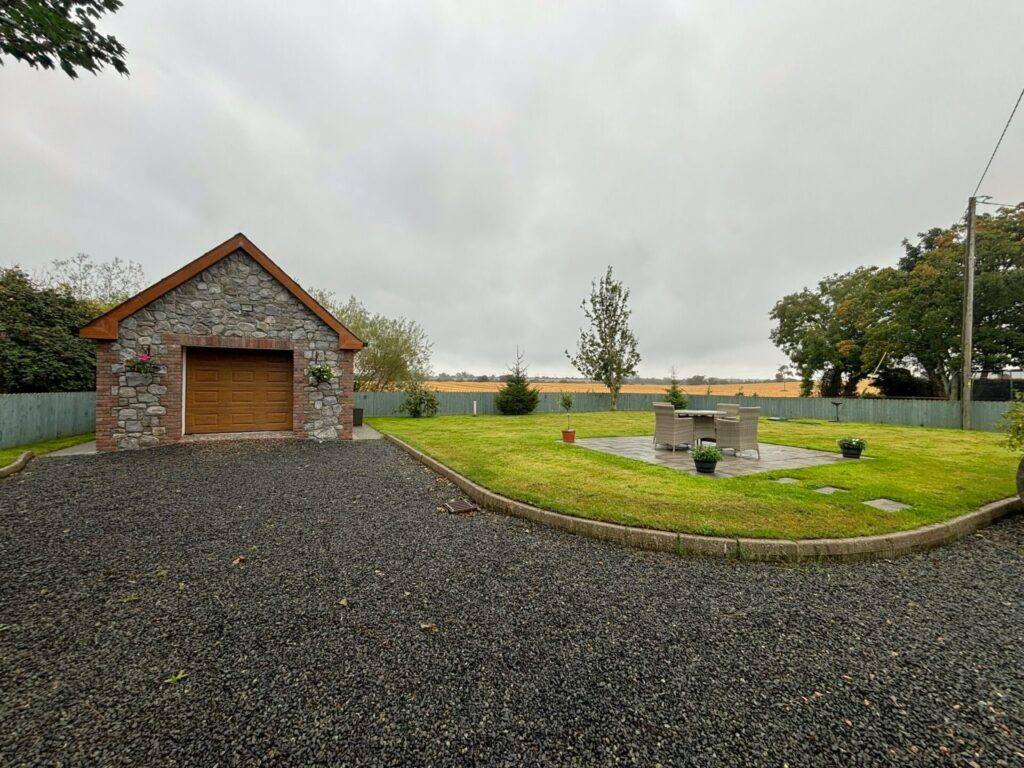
94 249 353 451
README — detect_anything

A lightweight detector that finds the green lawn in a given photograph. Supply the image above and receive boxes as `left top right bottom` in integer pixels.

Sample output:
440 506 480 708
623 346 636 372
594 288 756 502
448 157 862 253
0 433 95 467
370 413 1019 540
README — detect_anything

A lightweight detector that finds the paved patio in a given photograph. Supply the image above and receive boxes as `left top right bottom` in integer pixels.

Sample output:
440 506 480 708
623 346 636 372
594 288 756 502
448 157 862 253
575 436 846 477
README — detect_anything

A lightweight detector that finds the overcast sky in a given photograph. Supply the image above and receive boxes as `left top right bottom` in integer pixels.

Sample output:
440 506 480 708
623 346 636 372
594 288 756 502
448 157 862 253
2 1 1023 378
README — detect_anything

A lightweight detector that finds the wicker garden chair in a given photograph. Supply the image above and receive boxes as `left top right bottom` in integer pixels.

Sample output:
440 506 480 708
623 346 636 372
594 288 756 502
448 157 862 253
653 402 696 452
714 406 761 459
717 403 740 418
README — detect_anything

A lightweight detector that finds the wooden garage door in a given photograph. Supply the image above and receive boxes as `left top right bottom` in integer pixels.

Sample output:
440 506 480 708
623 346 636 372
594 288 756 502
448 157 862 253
185 348 293 434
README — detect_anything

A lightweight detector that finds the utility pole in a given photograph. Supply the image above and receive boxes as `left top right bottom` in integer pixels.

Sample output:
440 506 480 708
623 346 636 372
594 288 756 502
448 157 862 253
961 196 977 430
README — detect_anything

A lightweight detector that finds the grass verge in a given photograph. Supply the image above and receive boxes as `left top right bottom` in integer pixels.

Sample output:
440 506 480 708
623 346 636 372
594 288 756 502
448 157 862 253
0 433 95 467
369 413 1017 540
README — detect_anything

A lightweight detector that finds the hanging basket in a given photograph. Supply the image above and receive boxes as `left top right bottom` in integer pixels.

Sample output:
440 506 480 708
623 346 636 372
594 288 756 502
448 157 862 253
126 354 160 376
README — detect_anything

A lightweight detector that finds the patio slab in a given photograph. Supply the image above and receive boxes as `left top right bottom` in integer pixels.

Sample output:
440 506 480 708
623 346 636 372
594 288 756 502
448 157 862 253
864 497 911 512
815 486 847 495
574 436 844 478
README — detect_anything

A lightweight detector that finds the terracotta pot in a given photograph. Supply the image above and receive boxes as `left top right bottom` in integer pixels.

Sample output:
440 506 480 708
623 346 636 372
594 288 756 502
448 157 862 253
1018 456 1023 501
562 429 576 444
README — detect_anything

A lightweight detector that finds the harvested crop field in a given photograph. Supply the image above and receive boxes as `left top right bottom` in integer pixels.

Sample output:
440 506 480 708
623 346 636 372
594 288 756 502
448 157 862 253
427 380 875 397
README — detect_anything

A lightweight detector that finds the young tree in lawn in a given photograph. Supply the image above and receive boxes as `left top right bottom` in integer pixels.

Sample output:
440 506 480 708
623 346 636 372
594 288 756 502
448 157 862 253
0 1 129 78
664 366 688 409
566 267 641 411
494 348 540 415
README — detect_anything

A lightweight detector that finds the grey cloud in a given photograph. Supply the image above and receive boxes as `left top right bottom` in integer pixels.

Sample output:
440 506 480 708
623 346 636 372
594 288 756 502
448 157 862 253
2 0 1022 377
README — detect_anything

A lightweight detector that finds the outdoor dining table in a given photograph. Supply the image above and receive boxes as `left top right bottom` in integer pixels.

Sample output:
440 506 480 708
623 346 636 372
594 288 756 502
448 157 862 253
675 409 726 445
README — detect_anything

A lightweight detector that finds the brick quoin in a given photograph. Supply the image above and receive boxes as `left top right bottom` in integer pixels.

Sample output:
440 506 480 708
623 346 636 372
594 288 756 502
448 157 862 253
94 342 118 453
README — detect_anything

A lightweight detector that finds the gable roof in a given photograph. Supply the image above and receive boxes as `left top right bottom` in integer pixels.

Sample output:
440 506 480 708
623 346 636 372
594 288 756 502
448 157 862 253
79 233 365 351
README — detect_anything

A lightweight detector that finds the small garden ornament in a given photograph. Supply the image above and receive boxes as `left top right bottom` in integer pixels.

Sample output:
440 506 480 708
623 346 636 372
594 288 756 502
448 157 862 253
560 392 575 443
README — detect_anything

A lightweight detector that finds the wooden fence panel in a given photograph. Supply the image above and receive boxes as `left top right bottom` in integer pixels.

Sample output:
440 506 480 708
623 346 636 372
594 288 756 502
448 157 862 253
355 391 1009 432
0 392 96 449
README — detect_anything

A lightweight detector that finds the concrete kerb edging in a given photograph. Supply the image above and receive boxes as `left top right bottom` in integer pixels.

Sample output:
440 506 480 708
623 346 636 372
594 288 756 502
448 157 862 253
384 434 1023 563
0 451 35 479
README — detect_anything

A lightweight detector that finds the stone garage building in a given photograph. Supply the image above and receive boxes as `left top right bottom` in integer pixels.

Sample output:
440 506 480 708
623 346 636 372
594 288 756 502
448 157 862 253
80 234 364 452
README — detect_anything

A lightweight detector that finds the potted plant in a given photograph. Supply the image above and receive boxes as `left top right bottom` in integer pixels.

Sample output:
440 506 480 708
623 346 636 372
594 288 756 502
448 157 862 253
838 437 866 459
306 363 334 385
560 392 575 443
691 444 723 474
1003 393 1024 500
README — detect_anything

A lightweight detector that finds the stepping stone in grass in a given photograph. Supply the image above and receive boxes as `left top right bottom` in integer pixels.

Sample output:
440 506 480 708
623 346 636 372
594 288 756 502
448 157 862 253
775 477 800 484
814 486 846 495
863 498 911 512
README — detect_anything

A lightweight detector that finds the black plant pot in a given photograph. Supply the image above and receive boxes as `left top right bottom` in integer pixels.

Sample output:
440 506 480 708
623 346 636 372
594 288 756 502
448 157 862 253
353 407 364 427
841 447 863 459
694 459 718 474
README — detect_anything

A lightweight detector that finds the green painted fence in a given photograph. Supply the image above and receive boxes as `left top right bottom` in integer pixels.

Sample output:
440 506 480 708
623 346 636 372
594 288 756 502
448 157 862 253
0 390 1006 450
356 391 1010 432
0 392 96 449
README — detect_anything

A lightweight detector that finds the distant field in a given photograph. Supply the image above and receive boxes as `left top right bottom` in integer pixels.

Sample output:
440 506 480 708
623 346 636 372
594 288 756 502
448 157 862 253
428 380 808 397
427 380 877 397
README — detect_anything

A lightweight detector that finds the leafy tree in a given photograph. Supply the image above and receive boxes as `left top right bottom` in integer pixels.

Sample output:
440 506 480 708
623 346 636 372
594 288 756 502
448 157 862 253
1004 393 1024 453
863 205 1024 397
566 266 641 410
871 367 935 398
398 379 438 418
494 348 539 415
771 204 1024 399
769 267 878 397
311 290 432 392
664 367 688 409
0 1 128 78
38 252 145 312
0 267 96 392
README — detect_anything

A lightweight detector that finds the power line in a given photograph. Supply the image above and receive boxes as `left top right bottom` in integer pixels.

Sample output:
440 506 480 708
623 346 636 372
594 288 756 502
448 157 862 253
972 83 1024 197
976 199 1021 208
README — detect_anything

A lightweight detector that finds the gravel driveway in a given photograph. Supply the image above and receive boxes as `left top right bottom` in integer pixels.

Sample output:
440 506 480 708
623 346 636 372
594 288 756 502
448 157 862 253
2 439 1022 767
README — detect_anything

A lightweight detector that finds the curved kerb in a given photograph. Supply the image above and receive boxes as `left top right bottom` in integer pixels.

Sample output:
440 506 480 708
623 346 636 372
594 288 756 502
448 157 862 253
0 451 35 479
384 434 1022 563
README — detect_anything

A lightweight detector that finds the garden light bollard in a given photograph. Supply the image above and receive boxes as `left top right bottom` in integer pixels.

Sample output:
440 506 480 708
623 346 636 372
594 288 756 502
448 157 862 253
473 400 477 416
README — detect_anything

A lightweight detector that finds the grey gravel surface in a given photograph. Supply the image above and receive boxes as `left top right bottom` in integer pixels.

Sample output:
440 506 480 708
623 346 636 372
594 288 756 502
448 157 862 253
1 439 1022 767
